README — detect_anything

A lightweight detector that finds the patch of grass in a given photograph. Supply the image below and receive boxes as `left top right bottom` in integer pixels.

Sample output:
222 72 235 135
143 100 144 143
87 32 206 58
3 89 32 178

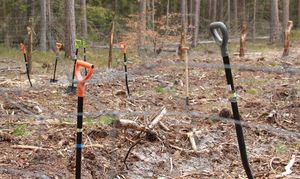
290 30 300 40
98 115 116 125
275 143 287 153
154 86 167 94
12 124 31 136
84 117 96 125
246 88 258 95
61 118 74 124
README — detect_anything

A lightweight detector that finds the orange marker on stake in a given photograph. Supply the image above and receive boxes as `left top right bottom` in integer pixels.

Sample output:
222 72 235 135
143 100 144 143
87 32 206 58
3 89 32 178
74 60 94 179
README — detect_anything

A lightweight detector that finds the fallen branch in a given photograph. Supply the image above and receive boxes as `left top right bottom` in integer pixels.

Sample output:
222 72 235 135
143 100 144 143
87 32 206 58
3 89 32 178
11 145 49 150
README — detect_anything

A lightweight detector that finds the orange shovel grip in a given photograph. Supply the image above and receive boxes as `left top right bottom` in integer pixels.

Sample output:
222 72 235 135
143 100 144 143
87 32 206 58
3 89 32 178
75 60 94 97
20 43 27 54
56 42 62 51
120 42 128 53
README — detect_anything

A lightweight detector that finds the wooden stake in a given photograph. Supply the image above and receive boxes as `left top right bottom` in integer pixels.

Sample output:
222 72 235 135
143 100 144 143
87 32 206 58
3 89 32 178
282 21 293 57
182 46 189 106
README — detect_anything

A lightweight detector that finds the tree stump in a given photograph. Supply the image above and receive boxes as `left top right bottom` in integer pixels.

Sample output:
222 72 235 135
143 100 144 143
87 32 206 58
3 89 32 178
282 20 293 57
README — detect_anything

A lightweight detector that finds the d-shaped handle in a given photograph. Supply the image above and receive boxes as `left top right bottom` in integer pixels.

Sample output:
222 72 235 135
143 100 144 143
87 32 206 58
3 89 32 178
75 60 94 97
120 42 128 54
56 42 63 51
75 39 82 49
209 22 229 57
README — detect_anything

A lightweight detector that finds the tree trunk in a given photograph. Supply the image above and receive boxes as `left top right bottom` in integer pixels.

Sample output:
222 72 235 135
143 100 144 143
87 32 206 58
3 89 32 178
64 0 76 59
283 0 289 38
298 0 300 29
152 0 155 31
270 0 280 43
188 0 194 28
208 0 212 20
80 0 88 39
252 0 257 42
212 0 217 21
192 0 200 47
181 0 188 33
234 0 238 33
219 0 223 21
139 0 146 52
282 21 293 57
166 0 170 28
227 0 230 31
47 0 55 51
40 0 47 51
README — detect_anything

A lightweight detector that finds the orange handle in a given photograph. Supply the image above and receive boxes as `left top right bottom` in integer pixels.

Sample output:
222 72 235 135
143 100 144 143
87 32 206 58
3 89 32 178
20 43 27 54
75 60 94 97
56 42 62 51
120 42 128 54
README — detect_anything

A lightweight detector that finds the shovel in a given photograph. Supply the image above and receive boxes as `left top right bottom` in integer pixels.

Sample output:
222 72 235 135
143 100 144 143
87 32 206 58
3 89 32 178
74 60 94 179
209 22 253 179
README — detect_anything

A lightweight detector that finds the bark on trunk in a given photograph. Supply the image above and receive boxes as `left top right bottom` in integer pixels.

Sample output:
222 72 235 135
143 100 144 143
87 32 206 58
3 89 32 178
283 0 289 31
64 0 76 59
192 0 200 47
270 0 280 43
108 21 114 68
139 0 146 51
80 0 88 39
40 0 47 51
181 0 188 33
252 0 257 42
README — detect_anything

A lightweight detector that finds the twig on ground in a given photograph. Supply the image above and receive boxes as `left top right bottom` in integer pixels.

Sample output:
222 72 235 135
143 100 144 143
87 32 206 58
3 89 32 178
276 155 296 178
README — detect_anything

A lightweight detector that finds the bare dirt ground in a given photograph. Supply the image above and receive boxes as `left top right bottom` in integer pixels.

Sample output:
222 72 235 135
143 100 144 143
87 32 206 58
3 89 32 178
0 46 299 178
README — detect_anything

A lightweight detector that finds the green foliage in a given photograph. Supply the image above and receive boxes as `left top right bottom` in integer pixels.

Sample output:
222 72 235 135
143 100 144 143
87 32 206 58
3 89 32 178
12 124 30 136
87 6 114 40
275 143 287 153
154 86 167 94
247 88 258 95
98 115 117 125
84 117 95 125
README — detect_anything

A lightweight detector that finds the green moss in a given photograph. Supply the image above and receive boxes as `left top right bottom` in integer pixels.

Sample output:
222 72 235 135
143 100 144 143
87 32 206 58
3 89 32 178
154 86 167 94
275 143 287 153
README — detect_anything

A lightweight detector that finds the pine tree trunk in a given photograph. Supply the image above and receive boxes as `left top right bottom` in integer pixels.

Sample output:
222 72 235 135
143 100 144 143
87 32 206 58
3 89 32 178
283 0 289 36
227 0 230 31
270 0 280 43
252 0 257 42
212 0 217 21
40 0 47 51
219 0 223 21
47 0 55 51
139 0 146 53
152 0 155 31
181 0 187 33
166 0 170 28
234 0 238 33
298 0 300 29
80 0 88 39
64 0 76 59
192 0 200 47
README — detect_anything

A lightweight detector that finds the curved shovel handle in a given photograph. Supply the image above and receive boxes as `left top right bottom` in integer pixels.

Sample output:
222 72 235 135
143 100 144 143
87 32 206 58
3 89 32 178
120 42 128 54
56 42 63 51
20 43 27 54
75 60 94 97
209 22 229 57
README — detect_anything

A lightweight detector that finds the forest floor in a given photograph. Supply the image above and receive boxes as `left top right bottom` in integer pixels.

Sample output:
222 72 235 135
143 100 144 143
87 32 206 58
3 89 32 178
0 43 299 179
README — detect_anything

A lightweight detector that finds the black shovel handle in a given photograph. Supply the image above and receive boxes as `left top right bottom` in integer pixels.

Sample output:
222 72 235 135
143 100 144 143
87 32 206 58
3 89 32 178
209 22 229 57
